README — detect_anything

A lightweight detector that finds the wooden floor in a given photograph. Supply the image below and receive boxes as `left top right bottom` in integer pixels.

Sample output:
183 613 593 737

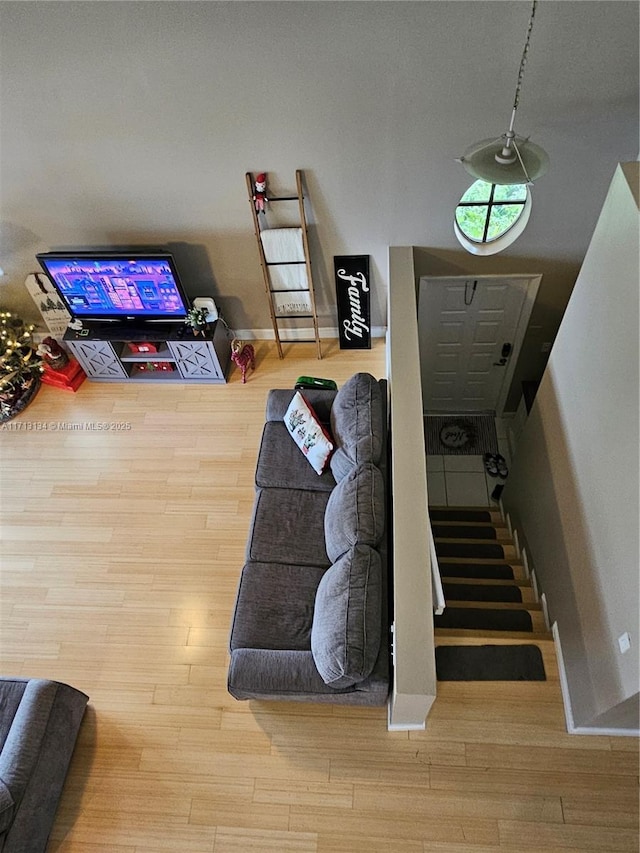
1 339 638 852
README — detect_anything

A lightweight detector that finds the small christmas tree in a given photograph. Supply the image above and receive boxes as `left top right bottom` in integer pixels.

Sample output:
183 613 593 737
0 311 44 421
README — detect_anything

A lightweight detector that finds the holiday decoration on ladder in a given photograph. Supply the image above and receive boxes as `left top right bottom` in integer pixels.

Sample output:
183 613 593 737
253 173 269 214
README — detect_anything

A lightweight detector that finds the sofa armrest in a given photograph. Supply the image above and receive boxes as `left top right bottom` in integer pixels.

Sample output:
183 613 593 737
265 389 337 423
228 649 351 698
0 680 58 805
0 679 88 853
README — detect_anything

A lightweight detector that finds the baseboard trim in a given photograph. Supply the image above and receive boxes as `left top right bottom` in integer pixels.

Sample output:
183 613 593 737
552 622 640 737
234 325 387 341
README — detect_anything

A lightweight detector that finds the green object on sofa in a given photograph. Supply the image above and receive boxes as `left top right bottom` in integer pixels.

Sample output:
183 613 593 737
0 677 88 852
294 376 338 391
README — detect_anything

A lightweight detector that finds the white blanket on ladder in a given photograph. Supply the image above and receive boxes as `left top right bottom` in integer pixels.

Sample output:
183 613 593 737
260 228 305 263
269 264 308 291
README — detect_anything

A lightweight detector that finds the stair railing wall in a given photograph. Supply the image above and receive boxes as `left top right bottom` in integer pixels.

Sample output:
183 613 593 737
386 246 437 731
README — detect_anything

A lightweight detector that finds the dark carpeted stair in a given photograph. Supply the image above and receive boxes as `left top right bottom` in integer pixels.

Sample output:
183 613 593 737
434 607 533 632
431 524 498 540
429 508 493 523
436 645 546 681
439 562 515 580
436 541 506 559
442 582 522 602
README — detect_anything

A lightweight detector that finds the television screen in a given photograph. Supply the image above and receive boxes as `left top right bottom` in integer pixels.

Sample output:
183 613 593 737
36 252 190 322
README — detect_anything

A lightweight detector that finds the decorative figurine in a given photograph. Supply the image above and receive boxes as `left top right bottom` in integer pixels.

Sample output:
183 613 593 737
37 336 69 370
253 173 268 214
230 339 256 383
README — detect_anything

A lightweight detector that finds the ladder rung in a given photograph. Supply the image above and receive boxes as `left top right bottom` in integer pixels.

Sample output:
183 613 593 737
272 288 312 294
266 261 306 266
275 314 315 319
266 196 299 201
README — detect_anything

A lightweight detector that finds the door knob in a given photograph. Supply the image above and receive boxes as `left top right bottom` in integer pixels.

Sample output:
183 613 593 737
493 342 512 366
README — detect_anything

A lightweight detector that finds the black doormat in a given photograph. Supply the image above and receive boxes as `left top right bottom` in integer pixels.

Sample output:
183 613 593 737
436 644 546 681
434 607 533 632
425 415 498 456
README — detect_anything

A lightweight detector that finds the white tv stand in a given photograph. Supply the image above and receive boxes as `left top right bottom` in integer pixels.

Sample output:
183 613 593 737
64 321 230 384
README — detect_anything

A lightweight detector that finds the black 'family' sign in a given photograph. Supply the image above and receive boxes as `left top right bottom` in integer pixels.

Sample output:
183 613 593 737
334 255 371 350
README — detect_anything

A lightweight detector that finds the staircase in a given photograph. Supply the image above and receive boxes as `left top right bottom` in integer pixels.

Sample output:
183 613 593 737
430 505 552 681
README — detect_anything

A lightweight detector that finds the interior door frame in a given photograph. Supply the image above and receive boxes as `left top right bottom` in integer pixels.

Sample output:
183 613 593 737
418 274 542 415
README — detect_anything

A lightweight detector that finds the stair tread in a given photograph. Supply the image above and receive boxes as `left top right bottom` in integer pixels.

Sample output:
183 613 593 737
431 520 508 529
435 635 555 647
442 576 530 586
435 536 512 544
445 600 541 611
435 607 534 632
435 628 553 641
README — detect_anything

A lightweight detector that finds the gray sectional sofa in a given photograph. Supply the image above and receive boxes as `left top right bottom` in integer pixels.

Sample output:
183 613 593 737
0 677 88 853
228 372 390 706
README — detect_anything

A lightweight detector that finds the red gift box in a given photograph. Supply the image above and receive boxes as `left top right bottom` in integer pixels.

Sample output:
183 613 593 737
41 359 87 392
127 342 158 354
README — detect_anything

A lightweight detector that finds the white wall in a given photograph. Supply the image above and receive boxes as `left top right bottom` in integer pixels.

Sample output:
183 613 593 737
1 1 638 376
503 163 639 731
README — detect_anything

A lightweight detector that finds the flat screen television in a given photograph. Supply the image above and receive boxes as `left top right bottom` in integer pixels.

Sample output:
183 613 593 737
35 251 190 324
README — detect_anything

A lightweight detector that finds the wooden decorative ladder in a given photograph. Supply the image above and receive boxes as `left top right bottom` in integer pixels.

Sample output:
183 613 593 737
246 170 322 359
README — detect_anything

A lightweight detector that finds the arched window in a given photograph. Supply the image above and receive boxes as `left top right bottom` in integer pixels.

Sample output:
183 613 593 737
454 180 531 256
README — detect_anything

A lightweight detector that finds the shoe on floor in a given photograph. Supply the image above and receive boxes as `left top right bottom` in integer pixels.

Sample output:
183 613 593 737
495 453 509 478
483 453 499 477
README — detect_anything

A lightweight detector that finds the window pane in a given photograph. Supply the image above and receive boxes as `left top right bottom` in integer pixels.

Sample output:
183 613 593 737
494 184 527 202
486 204 523 240
459 180 492 203
455 205 488 242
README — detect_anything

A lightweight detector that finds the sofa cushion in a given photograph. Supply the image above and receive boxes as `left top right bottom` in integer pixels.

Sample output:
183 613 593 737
329 373 384 481
311 544 382 688
283 391 334 475
230 561 328 651
256 423 337 492
324 463 385 562
247 487 331 567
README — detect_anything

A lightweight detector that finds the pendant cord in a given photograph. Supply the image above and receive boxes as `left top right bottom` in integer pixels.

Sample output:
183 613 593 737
513 0 538 113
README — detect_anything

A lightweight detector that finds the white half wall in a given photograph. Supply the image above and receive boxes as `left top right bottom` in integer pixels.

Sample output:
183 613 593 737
502 163 640 731
386 246 436 730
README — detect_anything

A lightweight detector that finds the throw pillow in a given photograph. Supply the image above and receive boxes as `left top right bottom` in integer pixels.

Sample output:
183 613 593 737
311 544 382 688
324 463 385 562
283 391 334 475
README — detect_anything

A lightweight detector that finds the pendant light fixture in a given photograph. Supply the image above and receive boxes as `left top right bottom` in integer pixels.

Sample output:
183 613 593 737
458 0 549 186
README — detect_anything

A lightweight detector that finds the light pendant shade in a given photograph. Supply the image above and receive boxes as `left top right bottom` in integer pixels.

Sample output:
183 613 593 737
458 0 549 186
460 135 549 185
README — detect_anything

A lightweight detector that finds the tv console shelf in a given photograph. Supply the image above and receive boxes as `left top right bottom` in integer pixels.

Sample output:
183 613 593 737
64 321 230 384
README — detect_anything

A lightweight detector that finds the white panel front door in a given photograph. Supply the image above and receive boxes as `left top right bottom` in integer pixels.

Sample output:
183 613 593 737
418 276 529 413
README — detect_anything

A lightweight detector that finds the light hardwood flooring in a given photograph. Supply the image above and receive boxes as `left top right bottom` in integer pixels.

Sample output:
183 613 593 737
1 338 638 852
